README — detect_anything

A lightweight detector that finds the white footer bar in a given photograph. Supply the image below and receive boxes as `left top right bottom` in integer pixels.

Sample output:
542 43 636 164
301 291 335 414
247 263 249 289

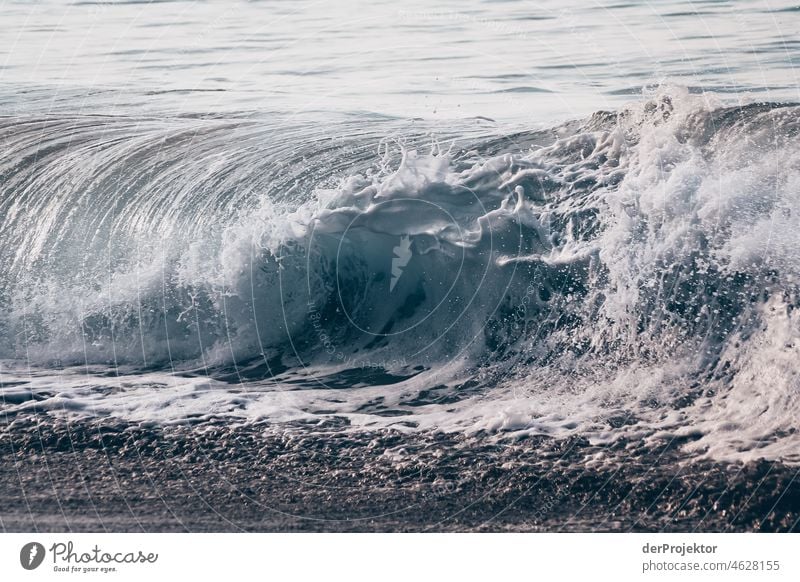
1 533 796 581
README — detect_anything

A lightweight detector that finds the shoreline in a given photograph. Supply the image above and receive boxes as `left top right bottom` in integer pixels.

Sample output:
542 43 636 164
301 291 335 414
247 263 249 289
1 414 798 533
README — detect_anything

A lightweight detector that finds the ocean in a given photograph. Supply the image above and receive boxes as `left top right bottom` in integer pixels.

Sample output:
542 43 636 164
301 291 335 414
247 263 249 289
1 0 799 532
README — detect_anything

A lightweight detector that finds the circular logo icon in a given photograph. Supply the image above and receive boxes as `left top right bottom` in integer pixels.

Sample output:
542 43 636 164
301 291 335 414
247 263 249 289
20 542 46 570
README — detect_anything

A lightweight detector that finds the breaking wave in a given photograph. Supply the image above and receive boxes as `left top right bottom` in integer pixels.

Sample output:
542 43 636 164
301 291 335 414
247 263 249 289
2 87 799 463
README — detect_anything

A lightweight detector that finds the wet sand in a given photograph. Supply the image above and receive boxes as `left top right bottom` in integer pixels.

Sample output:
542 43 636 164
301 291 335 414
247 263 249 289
1 414 798 532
